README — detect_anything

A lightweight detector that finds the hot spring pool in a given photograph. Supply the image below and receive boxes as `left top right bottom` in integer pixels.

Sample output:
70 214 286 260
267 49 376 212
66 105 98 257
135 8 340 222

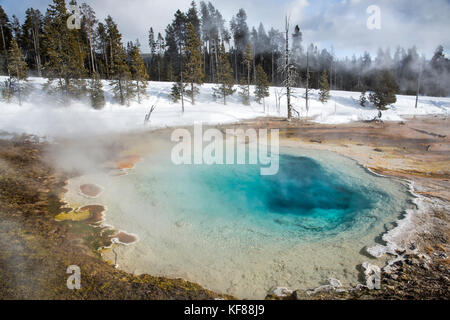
72 146 412 298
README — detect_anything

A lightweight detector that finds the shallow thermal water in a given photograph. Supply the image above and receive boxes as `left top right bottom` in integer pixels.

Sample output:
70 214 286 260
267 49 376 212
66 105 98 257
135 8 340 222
68 144 412 299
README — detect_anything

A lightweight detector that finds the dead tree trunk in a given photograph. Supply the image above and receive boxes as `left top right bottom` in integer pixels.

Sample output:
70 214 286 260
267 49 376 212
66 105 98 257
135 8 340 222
285 16 292 120
415 63 422 109
31 27 42 77
305 51 310 114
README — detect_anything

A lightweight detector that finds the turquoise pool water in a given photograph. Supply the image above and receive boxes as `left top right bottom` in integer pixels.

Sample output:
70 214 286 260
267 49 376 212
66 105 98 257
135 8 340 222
86 146 411 298
169 153 378 238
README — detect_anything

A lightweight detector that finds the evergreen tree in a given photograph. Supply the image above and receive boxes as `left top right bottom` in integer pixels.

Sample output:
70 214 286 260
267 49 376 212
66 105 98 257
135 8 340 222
96 22 109 78
238 80 250 105
6 38 28 105
0 5 13 74
80 3 98 76
129 44 149 103
21 8 43 76
88 72 105 109
186 1 200 36
359 91 367 107
291 24 303 66
368 69 398 110
156 32 164 81
1 80 12 102
170 78 187 103
11 15 21 41
239 43 252 105
254 64 270 109
148 27 156 57
166 62 174 82
184 22 204 105
43 0 87 99
230 9 249 54
148 27 157 78
318 69 330 103
212 42 235 105
106 16 133 105
110 45 132 105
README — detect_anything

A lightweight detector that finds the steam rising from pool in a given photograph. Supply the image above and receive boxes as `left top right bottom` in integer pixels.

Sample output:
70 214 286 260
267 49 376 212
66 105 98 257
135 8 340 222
72 146 411 299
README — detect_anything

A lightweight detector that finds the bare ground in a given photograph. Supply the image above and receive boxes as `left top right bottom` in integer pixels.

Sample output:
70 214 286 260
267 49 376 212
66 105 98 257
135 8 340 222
0 115 449 300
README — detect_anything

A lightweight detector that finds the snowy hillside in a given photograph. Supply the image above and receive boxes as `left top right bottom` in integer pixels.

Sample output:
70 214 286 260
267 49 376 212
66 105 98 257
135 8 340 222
0 76 449 138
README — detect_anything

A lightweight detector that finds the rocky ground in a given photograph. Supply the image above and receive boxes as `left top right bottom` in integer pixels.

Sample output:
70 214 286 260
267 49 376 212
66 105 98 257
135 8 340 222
0 115 448 300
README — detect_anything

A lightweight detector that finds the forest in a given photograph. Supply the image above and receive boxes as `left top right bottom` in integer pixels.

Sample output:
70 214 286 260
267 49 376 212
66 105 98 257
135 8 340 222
0 0 449 112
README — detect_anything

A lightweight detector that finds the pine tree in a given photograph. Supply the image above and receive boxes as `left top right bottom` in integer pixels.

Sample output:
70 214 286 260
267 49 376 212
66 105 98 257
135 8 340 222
21 8 43 76
166 62 174 82
6 38 28 105
96 22 109 78
107 16 133 105
148 27 157 78
88 72 105 109
184 23 204 105
359 91 367 107
186 1 200 36
43 0 87 100
80 3 98 76
213 42 235 105
318 69 330 103
1 80 12 102
110 45 133 105
238 80 250 105
112 46 133 106
239 44 252 105
0 5 13 75
254 64 270 109
129 44 149 103
369 69 398 110
170 78 187 103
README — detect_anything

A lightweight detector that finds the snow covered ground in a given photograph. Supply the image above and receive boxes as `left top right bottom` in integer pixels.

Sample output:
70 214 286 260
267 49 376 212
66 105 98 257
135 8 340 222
0 76 449 138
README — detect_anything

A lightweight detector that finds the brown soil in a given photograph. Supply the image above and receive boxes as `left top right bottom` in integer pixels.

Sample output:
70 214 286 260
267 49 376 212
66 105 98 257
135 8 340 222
110 232 137 244
80 184 103 198
80 205 106 224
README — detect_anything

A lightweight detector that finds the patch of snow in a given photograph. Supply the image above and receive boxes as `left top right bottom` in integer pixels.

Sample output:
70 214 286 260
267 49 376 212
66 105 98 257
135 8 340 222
0 76 449 137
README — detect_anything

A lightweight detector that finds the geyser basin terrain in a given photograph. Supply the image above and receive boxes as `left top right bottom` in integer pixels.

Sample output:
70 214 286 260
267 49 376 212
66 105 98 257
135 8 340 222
68 145 412 299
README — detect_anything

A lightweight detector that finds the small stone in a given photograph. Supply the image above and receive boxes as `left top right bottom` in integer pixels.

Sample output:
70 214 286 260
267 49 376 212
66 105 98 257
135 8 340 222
269 287 293 297
362 262 381 290
307 285 335 295
419 262 429 270
328 278 342 288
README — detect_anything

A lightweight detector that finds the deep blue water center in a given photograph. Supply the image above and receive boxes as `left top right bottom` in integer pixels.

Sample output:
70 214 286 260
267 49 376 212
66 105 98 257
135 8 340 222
155 152 384 238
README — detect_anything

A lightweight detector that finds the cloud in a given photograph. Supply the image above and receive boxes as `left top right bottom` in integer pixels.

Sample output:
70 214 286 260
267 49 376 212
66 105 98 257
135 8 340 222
1 0 449 58
288 0 309 23
298 0 450 58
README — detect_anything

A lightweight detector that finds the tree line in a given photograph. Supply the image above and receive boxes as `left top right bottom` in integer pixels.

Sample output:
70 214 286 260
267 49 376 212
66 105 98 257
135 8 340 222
0 0 449 114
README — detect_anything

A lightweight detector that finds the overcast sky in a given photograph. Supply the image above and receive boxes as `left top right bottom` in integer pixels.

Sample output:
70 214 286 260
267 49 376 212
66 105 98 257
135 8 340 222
1 0 449 58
